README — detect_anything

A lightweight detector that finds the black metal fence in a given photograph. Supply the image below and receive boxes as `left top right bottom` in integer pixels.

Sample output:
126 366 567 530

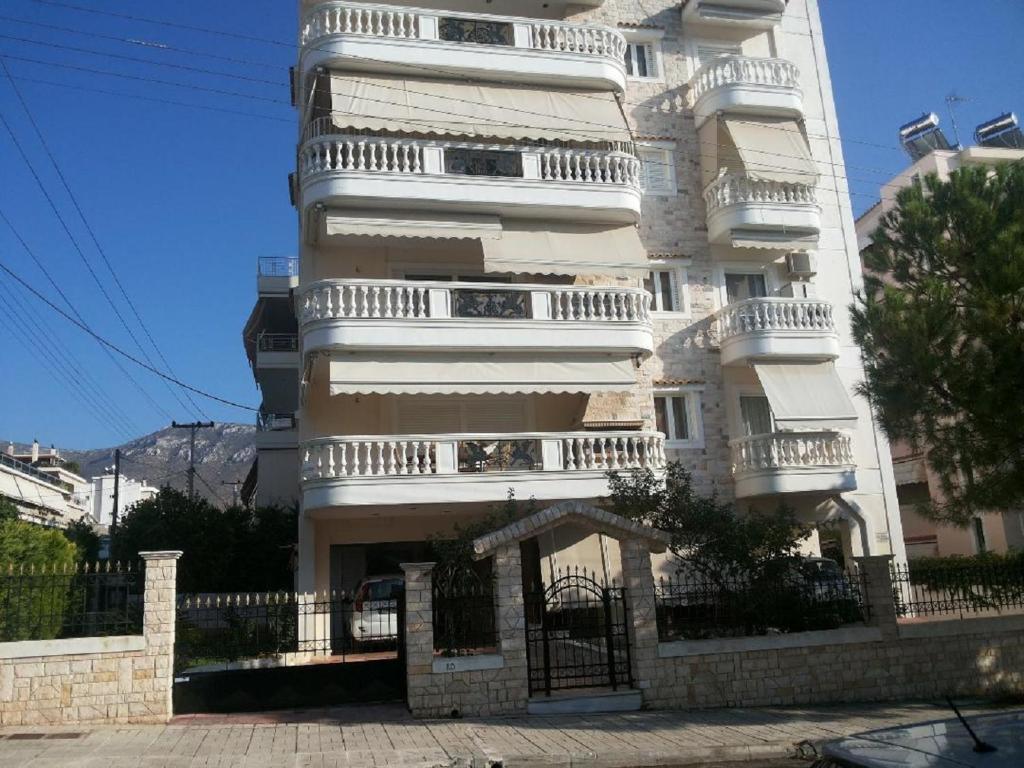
655 566 869 641
175 589 404 673
891 560 1024 619
0 561 143 642
432 565 497 656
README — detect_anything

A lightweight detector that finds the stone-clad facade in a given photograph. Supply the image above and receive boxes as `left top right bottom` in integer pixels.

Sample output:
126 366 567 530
0 551 180 726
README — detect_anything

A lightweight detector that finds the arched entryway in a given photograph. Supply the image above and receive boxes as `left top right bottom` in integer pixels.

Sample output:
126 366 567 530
472 500 670 707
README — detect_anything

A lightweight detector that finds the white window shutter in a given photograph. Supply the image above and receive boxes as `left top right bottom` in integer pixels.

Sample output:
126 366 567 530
640 149 673 195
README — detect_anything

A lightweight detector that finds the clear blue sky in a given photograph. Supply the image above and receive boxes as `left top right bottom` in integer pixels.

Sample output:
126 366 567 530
1 0 1022 450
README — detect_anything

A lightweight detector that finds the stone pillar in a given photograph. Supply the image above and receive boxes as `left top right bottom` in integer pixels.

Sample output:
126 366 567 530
494 542 529 711
856 554 899 640
139 550 182 722
620 538 659 698
400 562 435 715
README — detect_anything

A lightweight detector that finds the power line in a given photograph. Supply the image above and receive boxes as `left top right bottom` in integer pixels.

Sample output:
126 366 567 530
0 278 134 438
0 254 259 411
0 51 891 196
0 289 125 438
0 107 176 421
1 59 211 421
23 0 908 157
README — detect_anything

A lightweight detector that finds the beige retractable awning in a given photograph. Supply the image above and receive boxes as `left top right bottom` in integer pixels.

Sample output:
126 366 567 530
328 74 632 143
482 221 649 277
323 209 502 240
329 353 636 395
753 362 857 431
731 232 819 252
722 118 818 184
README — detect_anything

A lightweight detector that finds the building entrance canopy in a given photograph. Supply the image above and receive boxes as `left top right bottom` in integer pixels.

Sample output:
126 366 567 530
328 352 636 395
326 74 632 144
753 361 858 431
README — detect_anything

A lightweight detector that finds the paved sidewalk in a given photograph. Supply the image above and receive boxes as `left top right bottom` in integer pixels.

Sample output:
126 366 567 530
0 701 998 768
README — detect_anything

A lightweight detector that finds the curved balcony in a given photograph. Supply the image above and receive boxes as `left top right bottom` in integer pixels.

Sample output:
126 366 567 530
299 279 653 355
683 0 787 29
703 173 820 249
300 431 666 510
730 431 856 499
299 2 627 91
298 130 643 223
690 55 802 127
718 298 839 365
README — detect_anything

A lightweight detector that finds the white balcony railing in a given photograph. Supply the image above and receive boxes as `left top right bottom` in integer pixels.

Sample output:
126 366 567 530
301 431 666 483
299 279 651 326
690 55 800 106
704 172 817 214
718 298 835 341
730 431 854 475
300 2 627 63
298 130 642 190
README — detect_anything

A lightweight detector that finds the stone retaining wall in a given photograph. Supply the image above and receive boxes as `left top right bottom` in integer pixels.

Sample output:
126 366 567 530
403 552 1024 718
0 551 181 726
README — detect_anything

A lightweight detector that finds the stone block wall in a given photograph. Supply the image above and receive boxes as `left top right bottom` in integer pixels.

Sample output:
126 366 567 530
0 550 181 726
647 624 1024 710
403 548 529 718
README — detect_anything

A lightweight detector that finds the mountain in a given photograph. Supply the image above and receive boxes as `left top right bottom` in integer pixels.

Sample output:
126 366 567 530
27 424 256 506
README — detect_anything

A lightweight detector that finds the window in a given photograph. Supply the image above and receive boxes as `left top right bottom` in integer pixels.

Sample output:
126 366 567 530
645 263 689 315
739 395 773 437
972 517 988 554
654 390 703 447
638 146 676 195
645 270 676 312
724 272 768 305
625 41 660 80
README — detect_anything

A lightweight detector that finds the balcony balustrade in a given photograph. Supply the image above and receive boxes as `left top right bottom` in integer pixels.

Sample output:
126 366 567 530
300 431 665 509
299 2 627 90
729 430 856 498
255 332 299 369
690 55 802 126
257 256 299 295
718 297 839 364
298 126 642 222
298 278 653 354
703 172 820 248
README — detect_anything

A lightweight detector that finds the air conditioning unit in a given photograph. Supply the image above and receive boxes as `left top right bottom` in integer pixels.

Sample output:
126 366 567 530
785 252 817 278
780 282 816 298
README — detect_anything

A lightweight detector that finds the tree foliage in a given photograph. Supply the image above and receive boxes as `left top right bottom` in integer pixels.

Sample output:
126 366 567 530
428 491 538 572
110 487 297 593
63 518 101 562
606 463 812 578
0 510 80 641
852 162 1024 524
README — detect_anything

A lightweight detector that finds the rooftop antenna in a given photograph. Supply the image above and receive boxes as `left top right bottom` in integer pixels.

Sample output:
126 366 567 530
945 93 969 148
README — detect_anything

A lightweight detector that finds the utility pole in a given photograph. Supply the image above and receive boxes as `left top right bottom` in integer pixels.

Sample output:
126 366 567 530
222 480 241 507
171 421 215 499
111 448 120 531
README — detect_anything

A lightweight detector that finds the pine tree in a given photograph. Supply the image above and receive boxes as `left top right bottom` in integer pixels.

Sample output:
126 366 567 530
852 161 1024 525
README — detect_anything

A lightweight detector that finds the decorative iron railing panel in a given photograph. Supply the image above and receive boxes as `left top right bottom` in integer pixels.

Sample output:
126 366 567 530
175 588 405 673
432 565 497 656
654 566 869 641
891 561 1024 620
0 561 143 642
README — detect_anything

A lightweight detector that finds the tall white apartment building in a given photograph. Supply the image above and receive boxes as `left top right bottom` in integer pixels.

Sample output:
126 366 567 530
246 0 907 593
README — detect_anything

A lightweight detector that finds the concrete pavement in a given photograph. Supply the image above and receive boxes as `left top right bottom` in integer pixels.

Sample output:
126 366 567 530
0 701 1000 767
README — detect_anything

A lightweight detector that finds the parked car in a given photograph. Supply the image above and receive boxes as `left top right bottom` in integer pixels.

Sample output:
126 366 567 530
813 709 1024 767
348 575 403 646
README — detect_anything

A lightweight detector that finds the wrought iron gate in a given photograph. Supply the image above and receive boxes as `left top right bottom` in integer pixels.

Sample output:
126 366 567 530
525 570 633 696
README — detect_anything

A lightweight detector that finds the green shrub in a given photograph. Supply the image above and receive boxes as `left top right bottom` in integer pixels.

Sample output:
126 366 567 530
0 517 80 641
